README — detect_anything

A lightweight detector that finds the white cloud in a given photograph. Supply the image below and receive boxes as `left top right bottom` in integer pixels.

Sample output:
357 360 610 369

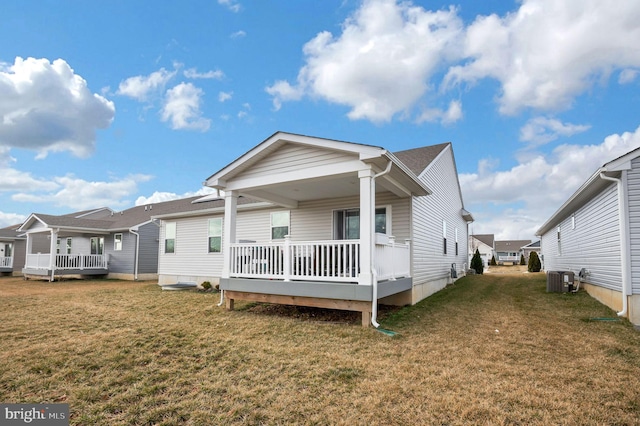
520 117 591 146
218 91 233 102
619 69 638 84
184 68 224 80
0 57 115 158
444 0 640 114
461 125 640 239
266 0 463 122
135 187 216 205
0 211 26 228
11 173 153 210
416 100 462 125
161 83 211 131
218 0 241 13
230 30 246 39
265 80 304 111
117 67 176 101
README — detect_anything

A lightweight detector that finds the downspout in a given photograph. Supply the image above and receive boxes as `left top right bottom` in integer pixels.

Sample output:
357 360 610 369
599 172 631 317
129 228 140 281
370 159 393 328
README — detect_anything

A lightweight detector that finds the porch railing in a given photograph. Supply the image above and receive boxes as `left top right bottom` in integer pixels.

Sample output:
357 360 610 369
25 254 108 270
498 255 520 262
0 256 12 268
229 238 409 283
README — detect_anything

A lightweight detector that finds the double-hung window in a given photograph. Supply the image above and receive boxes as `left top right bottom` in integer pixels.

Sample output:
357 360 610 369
271 211 290 240
165 222 176 254
114 233 123 251
443 220 447 255
208 218 222 253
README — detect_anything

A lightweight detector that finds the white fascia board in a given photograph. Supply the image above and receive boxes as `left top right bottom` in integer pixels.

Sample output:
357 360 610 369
17 214 47 232
222 160 366 192
150 201 273 220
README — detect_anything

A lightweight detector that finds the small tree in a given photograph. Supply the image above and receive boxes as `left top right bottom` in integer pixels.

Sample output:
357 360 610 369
520 254 526 265
528 251 541 272
490 255 497 266
470 249 484 275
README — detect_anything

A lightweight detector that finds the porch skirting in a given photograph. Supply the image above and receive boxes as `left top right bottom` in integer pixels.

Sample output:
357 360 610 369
220 277 412 327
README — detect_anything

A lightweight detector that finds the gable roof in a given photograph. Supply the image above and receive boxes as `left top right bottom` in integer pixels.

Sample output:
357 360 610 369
495 240 531 252
17 195 259 234
393 143 450 176
472 234 494 247
522 240 540 249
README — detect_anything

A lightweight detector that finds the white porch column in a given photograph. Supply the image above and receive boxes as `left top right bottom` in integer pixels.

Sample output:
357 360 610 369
49 229 58 281
221 191 238 279
358 169 375 286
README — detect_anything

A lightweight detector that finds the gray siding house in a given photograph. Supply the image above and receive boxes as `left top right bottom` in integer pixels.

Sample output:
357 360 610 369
17 198 219 281
0 225 26 276
494 240 531 265
536 146 640 326
155 132 473 326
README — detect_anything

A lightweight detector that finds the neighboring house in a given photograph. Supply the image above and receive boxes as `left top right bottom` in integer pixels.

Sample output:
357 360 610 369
17 198 217 281
0 225 26 276
468 234 495 266
494 240 531 265
521 240 540 263
536 146 640 327
155 131 473 326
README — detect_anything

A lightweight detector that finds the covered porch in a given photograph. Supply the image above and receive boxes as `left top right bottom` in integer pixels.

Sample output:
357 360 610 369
20 226 109 280
207 132 431 326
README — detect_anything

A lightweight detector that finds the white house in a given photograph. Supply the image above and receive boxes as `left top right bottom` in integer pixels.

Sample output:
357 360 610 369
536 146 640 326
155 132 473 326
469 234 494 266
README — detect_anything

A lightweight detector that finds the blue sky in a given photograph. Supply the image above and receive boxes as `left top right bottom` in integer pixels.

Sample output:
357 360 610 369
1 0 640 241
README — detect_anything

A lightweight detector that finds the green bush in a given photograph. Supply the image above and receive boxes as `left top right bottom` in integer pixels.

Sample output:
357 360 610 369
520 254 526 265
201 281 212 290
490 255 497 266
528 252 541 272
470 249 484 275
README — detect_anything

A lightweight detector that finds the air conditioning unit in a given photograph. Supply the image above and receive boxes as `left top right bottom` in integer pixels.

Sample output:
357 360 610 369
547 271 575 293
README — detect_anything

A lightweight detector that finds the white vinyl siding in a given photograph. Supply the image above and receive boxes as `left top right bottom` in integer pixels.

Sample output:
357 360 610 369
541 182 622 291
411 146 469 294
628 158 640 294
232 143 356 182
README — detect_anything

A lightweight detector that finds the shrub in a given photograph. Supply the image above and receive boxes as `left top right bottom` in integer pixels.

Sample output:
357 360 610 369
528 252 541 272
201 281 212 291
520 254 526 265
470 249 484 275
490 255 497 266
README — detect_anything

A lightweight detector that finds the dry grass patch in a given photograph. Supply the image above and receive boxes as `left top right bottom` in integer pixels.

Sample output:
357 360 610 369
1 274 639 425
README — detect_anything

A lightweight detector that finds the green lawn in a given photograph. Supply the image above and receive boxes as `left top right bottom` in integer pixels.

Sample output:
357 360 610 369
1 273 639 425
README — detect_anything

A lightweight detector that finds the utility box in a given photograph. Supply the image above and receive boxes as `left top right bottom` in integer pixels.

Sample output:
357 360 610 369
547 271 575 293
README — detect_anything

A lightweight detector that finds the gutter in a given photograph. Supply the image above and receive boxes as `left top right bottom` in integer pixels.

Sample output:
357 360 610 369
599 172 632 317
129 228 140 281
370 160 393 328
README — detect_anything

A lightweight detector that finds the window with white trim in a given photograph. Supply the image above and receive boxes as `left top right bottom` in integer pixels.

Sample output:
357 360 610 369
455 228 459 256
443 220 447 255
114 233 123 251
333 207 389 240
271 211 290 240
208 218 222 253
90 237 104 255
557 225 562 255
571 214 575 230
165 222 176 254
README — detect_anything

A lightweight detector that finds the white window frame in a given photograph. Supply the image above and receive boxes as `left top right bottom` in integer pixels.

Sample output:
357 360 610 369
455 227 459 256
557 225 562 255
270 211 290 240
165 222 176 254
443 220 447 255
114 233 123 251
90 237 104 255
332 205 392 240
208 218 222 253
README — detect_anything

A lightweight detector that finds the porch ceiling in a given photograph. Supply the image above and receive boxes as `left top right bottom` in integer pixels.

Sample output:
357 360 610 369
239 168 418 208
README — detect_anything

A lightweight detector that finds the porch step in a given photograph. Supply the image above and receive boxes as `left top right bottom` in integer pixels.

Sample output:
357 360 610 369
160 281 198 291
